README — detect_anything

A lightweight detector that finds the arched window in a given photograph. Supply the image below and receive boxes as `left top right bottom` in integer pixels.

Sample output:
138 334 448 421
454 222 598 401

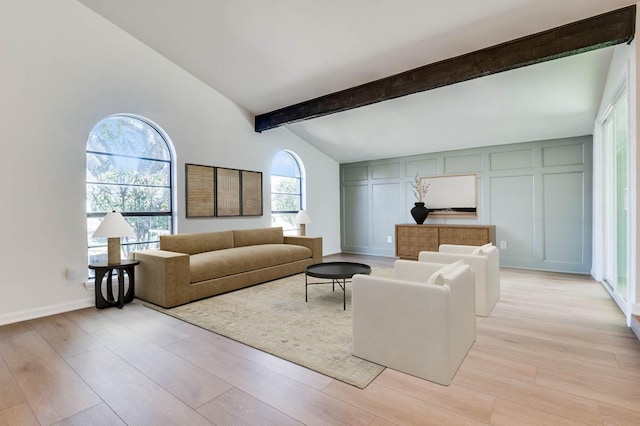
86 115 174 270
271 151 304 234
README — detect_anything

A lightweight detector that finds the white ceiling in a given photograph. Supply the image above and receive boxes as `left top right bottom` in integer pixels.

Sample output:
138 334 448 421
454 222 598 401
77 0 635 163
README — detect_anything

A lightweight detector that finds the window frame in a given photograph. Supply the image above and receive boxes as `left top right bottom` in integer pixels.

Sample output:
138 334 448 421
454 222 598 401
86 114 174 271
270 151 304 234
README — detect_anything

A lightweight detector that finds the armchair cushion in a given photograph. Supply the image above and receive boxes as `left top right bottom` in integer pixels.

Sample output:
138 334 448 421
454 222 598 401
426 260 464 285
471 243 493 256
391 259 443 283
438 244 483 255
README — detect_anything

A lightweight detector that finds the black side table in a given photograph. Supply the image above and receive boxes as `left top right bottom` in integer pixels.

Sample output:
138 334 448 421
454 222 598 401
89 259 140 309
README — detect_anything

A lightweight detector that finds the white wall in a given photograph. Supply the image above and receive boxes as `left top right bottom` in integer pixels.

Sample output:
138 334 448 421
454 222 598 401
635 7 640 318
592 34 639 323
0 0 340 325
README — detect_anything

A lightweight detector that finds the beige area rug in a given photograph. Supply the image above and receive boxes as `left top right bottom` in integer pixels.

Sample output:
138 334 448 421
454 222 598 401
146 268 392 388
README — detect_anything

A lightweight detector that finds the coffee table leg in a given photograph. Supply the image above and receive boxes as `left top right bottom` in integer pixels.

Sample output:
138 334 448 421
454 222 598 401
305 273 308 302
343 278 346 310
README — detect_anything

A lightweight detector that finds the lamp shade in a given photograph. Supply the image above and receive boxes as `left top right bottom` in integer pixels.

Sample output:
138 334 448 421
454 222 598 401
92 211 135 238
294 209 312 225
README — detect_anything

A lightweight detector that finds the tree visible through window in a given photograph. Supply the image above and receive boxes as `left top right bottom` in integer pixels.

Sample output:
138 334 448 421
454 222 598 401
271 151 303 234
86 115 173 272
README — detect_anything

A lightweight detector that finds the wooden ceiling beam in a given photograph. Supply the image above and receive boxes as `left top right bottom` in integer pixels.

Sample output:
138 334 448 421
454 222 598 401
255 5 635 132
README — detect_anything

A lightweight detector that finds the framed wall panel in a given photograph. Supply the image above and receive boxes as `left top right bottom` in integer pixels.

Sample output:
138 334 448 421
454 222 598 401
216 168 241 216
185 163 215 217
241 170 262 216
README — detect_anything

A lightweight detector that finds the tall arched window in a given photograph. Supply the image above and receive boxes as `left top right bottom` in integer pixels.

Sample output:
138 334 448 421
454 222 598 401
86 115 174 270
271 150 304 234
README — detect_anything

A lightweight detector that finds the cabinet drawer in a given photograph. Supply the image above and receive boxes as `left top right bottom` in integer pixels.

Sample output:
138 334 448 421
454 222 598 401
396 225 438 260
439 227 490 246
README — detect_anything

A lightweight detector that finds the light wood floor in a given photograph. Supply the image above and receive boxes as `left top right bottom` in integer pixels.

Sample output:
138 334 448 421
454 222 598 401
1 253 639 425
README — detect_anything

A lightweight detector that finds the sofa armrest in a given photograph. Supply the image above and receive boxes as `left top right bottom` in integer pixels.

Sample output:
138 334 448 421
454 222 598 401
132 249 190 308
284 236 323 264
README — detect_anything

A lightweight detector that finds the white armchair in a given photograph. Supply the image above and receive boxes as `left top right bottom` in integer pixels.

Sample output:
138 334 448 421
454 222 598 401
419 243 500 317
352 260 476 385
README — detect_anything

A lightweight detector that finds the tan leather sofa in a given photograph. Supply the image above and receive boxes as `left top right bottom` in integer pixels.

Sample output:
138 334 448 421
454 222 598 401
133 227 322 308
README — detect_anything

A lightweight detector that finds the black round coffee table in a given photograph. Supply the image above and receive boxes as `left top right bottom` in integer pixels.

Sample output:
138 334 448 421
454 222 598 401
305 262 371 310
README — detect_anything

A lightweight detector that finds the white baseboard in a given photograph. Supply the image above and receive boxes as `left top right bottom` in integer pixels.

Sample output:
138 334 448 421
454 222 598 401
84 278 95 292
0 298 94 326
1 275 134 326
631 315 640 341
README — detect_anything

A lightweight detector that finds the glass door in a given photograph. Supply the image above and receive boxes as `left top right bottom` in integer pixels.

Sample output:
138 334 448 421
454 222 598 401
603 93 628 304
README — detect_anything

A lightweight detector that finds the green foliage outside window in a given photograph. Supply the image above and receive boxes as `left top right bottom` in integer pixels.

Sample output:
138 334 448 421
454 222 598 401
271 151 303 233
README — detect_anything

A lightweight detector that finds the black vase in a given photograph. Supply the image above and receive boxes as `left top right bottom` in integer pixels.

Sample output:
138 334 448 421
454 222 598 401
411 202 429 224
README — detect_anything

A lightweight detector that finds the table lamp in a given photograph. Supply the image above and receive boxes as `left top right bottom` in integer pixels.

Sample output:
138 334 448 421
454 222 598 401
294 209 312 236
92 211 135 264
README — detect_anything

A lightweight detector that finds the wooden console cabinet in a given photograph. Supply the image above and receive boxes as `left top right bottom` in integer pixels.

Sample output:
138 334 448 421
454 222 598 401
395 224 496 260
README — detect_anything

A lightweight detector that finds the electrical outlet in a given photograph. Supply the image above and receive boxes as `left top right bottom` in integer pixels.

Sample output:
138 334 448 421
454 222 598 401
387 235 392 243
66 267 79 281
500 241 507 250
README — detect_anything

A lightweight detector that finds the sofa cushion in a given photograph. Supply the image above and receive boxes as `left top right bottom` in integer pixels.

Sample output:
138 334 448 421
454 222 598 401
160 231 234 255
190 244 312 283
233 227 284 247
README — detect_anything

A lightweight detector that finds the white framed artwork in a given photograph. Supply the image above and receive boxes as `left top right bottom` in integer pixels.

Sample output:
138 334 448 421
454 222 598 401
420 173 478 218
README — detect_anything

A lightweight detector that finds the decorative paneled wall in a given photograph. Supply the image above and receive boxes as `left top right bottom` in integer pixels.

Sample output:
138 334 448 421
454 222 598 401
340 136 593 273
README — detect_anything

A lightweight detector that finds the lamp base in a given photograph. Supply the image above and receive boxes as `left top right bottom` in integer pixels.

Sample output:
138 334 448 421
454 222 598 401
299 224 306 236
107 237 122 264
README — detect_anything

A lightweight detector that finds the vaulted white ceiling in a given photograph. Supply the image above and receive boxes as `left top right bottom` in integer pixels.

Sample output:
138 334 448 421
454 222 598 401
77 0 635 163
